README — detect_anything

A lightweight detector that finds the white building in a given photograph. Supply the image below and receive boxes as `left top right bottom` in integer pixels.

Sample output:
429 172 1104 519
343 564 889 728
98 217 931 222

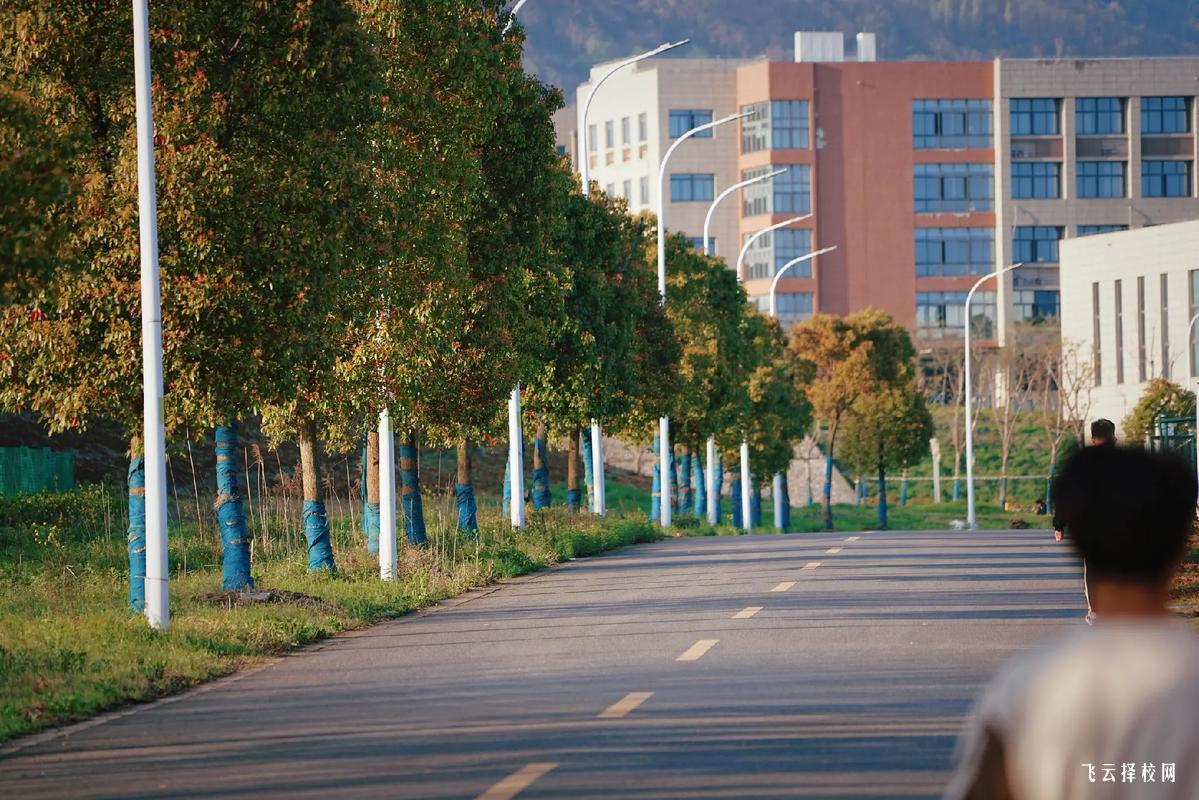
1059 219 1199 433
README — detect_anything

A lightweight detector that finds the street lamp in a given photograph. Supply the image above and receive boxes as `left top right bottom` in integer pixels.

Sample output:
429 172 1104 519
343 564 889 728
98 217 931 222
656 111 749 528
577 39 689 518
502 0 530 34
765 245 836 532
732 214 811 530
699 167 788 526
964 263 1023 530
132 0 169 630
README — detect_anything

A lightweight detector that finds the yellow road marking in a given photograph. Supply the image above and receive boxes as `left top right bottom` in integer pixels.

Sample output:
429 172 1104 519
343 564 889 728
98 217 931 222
845 536 861 542
825 547 843 554
770 581 796 592
802 561 822 570
598 691 653 719
732 606 763 619
677 639 719 661
477 762 558 800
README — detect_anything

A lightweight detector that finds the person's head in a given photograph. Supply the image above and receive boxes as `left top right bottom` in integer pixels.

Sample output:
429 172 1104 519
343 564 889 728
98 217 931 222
1052 446 1196 597
1090 418 1116 446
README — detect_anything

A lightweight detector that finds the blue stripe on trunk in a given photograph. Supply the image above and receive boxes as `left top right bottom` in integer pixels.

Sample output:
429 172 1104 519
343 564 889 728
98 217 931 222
581 432 594 510
399 442 427 546
127 455 146 612
456 483 478 534
730 478 742 529
302 499 336 572
692 454 705 517
215 423 254 590
650 435 661 521
532 435 551 509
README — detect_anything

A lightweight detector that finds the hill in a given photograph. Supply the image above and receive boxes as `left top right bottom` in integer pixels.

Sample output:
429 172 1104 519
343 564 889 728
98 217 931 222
518 0 1199 93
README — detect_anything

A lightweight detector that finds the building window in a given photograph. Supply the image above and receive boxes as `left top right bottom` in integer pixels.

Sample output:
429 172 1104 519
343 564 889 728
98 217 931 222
754 292 814 327
1012 290 1060 325
621 116 631 146
740 100 810 152
1162 274 1171 379
1076 97 1126 135
1013 226 1063 263
912 99 992 148
604 121 614 149
685 236 709 252
1092 282 1102 386
1114 280 1125 384
588 124 597 152
638 112 648 142
622 180 631 201
914 163 993 212
669 173 714 202
1137 276 1147 382
743 165 812 216
639 176 649 206
1011 162 1061 199
743 228 812 280
605 183 615 198
1143 160 1192 198
1078 224 1128 236
1010 98 1061 136
1142 97 1190 135
669 109 713 139
1077 161 1126 198
915 228 994 277
917 291 995 340
1191 271 1199 378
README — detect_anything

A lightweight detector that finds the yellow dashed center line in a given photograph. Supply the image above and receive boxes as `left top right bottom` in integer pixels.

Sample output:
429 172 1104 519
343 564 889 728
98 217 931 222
732 606 763 619
677 639 719 661
825 547 843 554
598 691 653 719
477 762 558 800
770 581 796 592
802 561 822 570
845 536 861 542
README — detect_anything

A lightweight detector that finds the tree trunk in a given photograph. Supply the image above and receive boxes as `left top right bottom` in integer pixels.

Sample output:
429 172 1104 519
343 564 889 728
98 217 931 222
127 444 146 611
951 449 962 501
778 473 791 532
532 420 551 509
679 448 693 515
399 430 427 546
877 461 889 530
692 449 705 517
364 430 380 553
750 476 762 528
566 427 581 511
650 433 661 522
999 449 1010 510
214 421 253 590
713 451 724 523
823 422 838 531
581 429 594 510
731 476 743 528
455 439 478 534
298 420 336 572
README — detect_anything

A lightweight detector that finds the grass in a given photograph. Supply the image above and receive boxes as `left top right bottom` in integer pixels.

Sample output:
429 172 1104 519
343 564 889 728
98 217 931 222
0 487 661 743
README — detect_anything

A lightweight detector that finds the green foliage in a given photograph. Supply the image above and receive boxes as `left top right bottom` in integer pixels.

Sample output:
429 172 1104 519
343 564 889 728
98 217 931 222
1122 377 1196 447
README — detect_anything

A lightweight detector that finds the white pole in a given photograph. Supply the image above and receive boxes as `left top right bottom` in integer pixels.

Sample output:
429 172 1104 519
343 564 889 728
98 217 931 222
659 416 672 527
133 0 168 631
706 436 717 525
509 386 525 528
965 263 1023 530
740 440 752 531
378 410 397 580
502 0 530 34
772 473 784 530
735 214 811 284
656 112 748 527
1189 314 1199 490
578 40 687 517
703 168 788 257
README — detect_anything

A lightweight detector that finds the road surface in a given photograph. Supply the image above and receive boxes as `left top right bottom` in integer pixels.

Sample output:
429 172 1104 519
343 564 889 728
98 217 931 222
0 528 1083 799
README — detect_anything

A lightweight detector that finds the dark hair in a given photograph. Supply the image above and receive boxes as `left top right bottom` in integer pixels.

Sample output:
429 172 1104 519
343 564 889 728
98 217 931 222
1090 418 1116 444
1052 446 1196 582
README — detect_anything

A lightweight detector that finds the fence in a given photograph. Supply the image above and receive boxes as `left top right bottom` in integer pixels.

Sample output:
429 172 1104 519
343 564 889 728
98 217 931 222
0 447 76 495
1149 415 1195 468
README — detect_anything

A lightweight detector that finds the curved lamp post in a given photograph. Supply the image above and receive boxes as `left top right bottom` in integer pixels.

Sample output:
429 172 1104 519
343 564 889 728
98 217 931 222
656 110 749 528
732 214 811 530
765 245 836 530
578 39 689 518
965 263 1024 529
502 0 530 34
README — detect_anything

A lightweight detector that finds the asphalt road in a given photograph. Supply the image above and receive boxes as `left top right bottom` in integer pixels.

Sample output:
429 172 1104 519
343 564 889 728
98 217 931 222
0 528 1083 799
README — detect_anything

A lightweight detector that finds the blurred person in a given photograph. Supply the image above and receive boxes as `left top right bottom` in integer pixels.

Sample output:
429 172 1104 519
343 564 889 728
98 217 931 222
1052 419 1118 623
945 446 1199 800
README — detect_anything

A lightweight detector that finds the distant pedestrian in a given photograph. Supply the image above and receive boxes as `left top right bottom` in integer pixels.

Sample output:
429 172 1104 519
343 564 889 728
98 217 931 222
946 445 1199 800
1052 419 1118 623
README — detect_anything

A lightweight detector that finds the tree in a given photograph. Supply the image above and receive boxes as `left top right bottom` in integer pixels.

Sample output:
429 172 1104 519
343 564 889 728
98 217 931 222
1058 337 1097 447
1123 378 1196 447
842 386 932 529
981 329 1039 510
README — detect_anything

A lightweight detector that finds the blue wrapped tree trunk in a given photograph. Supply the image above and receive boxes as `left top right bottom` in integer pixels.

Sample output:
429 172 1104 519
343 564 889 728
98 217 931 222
455 440 478 535
678 451 692 515
298 421 336 572
779 476 791 532
750 477 762 528
670 448 679 515
502 458 512 519
566 427 582 511
127 453 146 612
877 464 889 530
730 477 742 529
713 452 724 523
363 431 380 553
531 422 551 509
650 434 661 521
400 432 428 546
692 453 705 517
214 422 254 590
581 430 594 511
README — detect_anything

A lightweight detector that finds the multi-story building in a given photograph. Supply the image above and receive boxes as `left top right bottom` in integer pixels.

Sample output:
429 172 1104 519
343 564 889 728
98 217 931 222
555 32 1199 340
1059 219 1199 432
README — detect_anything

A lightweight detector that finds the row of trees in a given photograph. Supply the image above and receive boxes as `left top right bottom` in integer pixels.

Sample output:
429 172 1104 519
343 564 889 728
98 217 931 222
4 1 925 604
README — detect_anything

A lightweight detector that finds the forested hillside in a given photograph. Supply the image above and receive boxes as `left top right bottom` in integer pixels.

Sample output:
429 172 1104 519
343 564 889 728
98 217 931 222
519 0 1198 92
